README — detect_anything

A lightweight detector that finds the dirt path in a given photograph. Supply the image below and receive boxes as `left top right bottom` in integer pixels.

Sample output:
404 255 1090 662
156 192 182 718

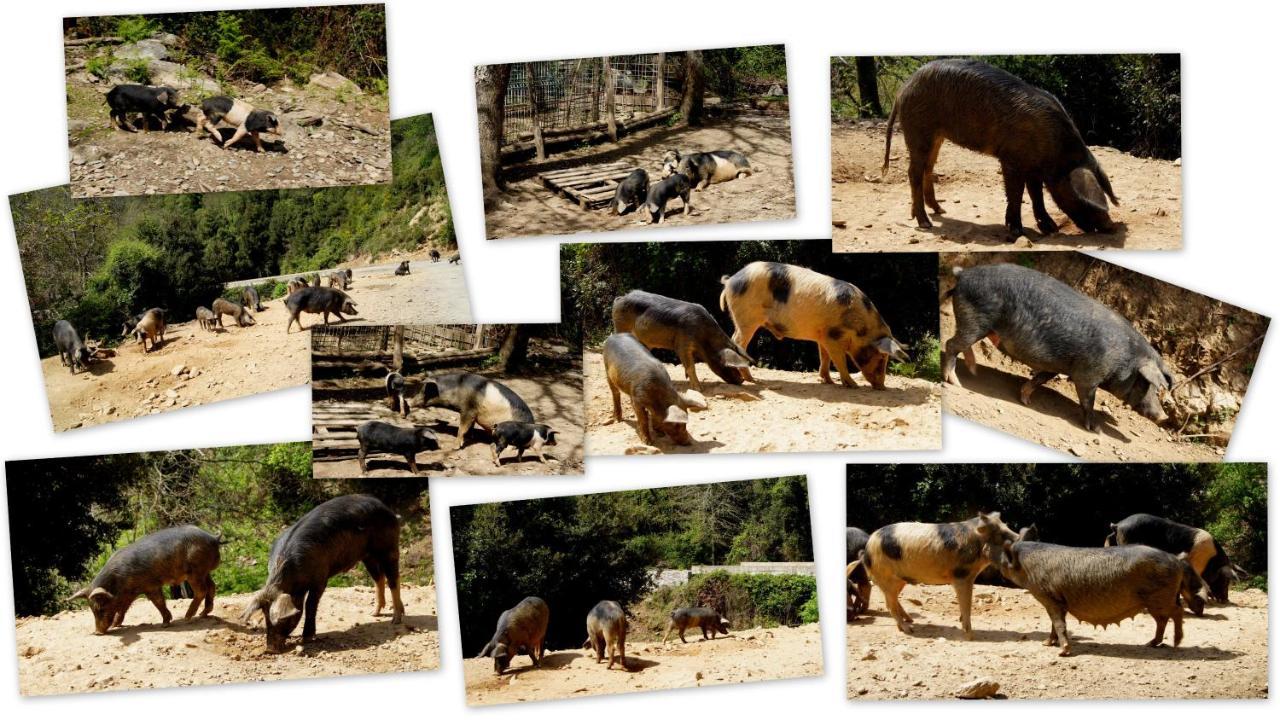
583 351 940 455
831 122 1182 253
939 303 1222 461
465 622 821 706
40 260 470 432
15 585 438 696
67 77 391 198
486 116 795 240
846 584 1266 699
314 370 585 477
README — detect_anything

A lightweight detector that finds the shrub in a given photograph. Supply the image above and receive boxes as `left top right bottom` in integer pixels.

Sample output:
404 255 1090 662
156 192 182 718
114 16 158 44
637 571 818 638
86 53 113 81
121 58 152 84
891 333 942 382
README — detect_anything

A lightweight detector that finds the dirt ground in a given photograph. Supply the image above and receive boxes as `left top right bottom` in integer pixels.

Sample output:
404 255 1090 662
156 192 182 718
66 77 391 198
39 258 470 432
940 292 1223 462
485 115 795 240
464 622 821 706
846 584 1267 700
15 585 438 696
831 121 1182 253
583 351 940 455
314 369 585 478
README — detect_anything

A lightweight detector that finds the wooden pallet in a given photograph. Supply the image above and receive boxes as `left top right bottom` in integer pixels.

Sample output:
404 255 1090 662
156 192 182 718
539 162 636 209
312 401 408 457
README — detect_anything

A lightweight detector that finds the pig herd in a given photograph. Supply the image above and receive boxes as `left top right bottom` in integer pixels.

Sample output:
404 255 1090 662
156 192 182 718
846 512 1247 657
477 596 730 675
355 370 558 473
604 261 909 448
612 148 754 224
106 84 282 153
66 494 407 654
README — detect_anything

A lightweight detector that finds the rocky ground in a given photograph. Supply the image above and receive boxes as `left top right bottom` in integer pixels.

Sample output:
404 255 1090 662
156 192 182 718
16 585 439 696
846 584 1267 700
65 33 390 198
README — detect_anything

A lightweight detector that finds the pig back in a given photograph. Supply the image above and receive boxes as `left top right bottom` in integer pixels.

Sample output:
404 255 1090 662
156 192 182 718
502 597 550 647
1012 542 1182 624
93 525 221 593
270 495 399 587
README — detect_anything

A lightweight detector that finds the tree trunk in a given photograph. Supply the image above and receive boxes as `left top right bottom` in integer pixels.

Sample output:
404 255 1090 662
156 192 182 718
524 63 546 161
655 52 665 110
392 325 404 372
494 325 530 373
679 50 705 127
854 57 882 117
475 64 512 211
602 56 618 142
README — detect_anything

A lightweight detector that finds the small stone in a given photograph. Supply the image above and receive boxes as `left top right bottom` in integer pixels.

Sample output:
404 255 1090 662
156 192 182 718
171 364 186 376
955 677 1000 699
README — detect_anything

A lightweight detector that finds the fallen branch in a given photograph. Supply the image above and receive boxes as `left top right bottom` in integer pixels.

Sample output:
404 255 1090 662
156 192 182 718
1171 334 1265 393
65 35 123 47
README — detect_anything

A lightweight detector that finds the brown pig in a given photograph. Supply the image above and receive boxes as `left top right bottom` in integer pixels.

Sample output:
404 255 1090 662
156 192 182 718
862 512 1019 638
602 332 707 447
611 290 752 393
719 262 908 388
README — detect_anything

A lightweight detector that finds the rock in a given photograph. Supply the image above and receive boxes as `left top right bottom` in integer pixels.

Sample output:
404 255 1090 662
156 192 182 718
165 389 178 399
71 145 109 166
114 39 169 63
694 671 704 681
286 110 324 127
172 364 186 376
409 206 429 227
955 677 1000 699
309 71 362 94
859 646 877 661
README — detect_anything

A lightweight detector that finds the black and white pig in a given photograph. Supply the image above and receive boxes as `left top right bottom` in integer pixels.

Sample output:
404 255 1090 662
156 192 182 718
490 421 557 466
106 84 183 132
198 96 280 152
419 372 534 446
613 169 649 215
1105 513 1248 604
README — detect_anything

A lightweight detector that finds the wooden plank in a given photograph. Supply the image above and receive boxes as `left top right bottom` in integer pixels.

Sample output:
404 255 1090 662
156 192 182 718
603 56 617 142
540 162 630 182
548 168 633 186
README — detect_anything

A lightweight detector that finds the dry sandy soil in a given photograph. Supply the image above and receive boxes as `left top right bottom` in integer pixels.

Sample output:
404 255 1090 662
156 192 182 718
583 351 940 455
15 585 438 696
831 121 1182 253
314 369 585 478
486 115 795 240
464 622 822 706
67 79 392 198
39 259 470 432
939 301 1222 462
846 584 1267 700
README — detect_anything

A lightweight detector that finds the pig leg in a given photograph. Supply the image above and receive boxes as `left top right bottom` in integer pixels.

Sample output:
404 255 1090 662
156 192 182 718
952 579 975 640
1074 382 1100 432
823 339 857 387
201 576 215 616
678 347 704 392
1000 163 1028 240
1147 613 1169 648
1171 604 1183 647
606 378 623 423
878 576 913 634
681 189 695 215
457 412 477 446
146 590 173 626
183 581 205 620
252 131 264 152
491 442 503 467
817 345 833 384
1020 371 1056 405
906 134 934 228
1042 601 1072 656
407 454 420 474
223 125 251 150
633 403 654 445
358 444 368 475
301 586 324 640
1027 179 1059 235
943 330 985 385
366 560 386 616
923 135 945 215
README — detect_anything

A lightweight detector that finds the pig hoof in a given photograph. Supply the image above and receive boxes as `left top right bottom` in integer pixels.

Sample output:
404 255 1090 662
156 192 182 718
1058 647 1073 657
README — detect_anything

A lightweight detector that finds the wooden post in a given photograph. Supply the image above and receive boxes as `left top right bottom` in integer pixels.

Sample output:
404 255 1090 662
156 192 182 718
473 324 486 350
655 52 665 111
590 60 600 123
603 56 618 142
392 325 404 372
524 63 546 161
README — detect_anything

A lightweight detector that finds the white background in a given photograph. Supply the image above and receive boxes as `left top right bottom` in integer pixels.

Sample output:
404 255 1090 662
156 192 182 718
0 0 1274 715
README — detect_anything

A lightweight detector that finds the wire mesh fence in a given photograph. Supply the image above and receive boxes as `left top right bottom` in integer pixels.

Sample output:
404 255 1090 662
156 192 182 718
502 53 686 146
311 324 501 356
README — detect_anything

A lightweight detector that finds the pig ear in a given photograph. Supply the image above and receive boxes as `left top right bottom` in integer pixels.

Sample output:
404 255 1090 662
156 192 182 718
1137 360 1170 390
268 593 300 625
680 390 708 412
1069 167 1110 214
1176 551 1190 562
719 348 751 368
68 587 89 601
89 587 112 602
664 405 689 425
874 336 909 363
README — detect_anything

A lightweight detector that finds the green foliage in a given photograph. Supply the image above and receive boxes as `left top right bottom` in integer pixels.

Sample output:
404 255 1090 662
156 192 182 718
213 12 246 66
561 241 938 374
846 463 1268 591
86 53 113 80
121 58 152 84
832 54 1181 160
452 478 812 650
7 444 433 613
703 45 787 98
15 115 449 357
115 15 159 44
890 333 942 382
638 571 817 637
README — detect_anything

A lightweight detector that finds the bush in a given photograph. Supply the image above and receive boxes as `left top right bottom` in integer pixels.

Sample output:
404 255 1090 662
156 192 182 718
121 58 152 84
86 53 113 80
115 15 158 44
231 48 285 85
638 571 817 638
891 333 942 382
